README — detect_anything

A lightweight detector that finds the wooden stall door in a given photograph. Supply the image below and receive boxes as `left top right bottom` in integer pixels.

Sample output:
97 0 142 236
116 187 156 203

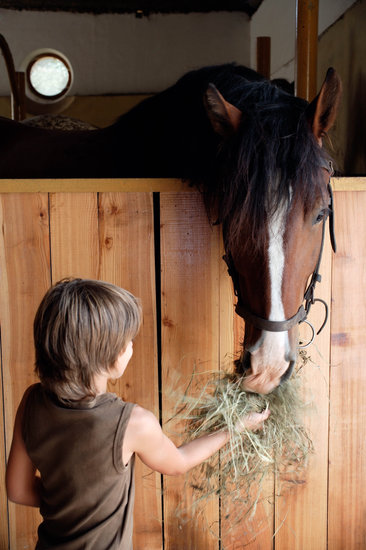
1 181 366 550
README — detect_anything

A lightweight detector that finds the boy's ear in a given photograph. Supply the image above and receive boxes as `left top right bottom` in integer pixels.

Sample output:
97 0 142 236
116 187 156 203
204 83 242 137
306 67 342 145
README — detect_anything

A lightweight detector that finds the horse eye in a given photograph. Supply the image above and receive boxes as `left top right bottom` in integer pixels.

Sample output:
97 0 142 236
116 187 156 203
314 208 329 224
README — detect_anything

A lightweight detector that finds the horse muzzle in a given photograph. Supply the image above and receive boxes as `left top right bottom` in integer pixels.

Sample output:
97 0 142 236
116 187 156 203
237 347 296 394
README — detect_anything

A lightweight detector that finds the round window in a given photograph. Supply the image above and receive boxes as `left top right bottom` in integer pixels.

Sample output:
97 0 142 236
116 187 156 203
26 53 72 100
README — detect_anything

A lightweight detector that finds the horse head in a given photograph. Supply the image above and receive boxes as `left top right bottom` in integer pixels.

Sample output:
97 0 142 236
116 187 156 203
203 68 342 394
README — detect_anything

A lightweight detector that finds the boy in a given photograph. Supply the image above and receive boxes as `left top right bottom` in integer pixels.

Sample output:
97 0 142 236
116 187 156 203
6 278 270 549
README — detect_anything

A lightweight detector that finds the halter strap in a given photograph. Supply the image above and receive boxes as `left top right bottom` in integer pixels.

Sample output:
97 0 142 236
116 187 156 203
235 303 307 332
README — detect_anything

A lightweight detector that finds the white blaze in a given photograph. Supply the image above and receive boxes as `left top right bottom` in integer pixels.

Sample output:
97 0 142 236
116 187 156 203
268 204 287 323
250 200 290 371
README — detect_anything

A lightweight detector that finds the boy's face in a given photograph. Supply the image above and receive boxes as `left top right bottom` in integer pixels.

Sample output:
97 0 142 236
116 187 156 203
112 341 133 379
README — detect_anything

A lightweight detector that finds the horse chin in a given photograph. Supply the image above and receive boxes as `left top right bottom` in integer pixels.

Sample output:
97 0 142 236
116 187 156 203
236 351 295 395
280 360 295 383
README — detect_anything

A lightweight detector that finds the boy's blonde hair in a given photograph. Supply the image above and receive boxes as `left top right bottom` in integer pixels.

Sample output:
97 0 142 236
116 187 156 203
34 278 142 403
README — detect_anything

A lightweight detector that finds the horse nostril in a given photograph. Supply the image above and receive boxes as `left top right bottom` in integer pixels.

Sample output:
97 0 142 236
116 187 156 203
235 350 251 375
280 360 295 384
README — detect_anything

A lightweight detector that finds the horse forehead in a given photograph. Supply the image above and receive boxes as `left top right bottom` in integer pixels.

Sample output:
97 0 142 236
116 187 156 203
231 201 290 272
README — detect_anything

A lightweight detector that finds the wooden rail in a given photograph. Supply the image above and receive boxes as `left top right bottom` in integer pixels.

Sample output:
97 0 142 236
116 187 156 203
0 177 365 193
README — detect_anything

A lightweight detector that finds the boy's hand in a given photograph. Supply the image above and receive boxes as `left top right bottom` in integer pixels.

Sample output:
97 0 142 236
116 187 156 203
235 407 270 433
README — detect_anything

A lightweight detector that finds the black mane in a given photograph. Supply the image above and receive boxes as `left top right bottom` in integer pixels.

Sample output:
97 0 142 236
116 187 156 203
157 64 330 252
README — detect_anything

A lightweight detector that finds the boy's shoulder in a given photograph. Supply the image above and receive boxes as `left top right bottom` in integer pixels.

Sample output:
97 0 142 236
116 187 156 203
20 383 41 405
25 383 41 394
123 405 163 460
128 405 159 434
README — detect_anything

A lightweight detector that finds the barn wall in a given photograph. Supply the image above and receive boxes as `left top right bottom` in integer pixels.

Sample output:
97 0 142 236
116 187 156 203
250 0 357 81
0 9 251 96
0 1 356 96
251 0 366 176
0 178 365 549
317 0 366 175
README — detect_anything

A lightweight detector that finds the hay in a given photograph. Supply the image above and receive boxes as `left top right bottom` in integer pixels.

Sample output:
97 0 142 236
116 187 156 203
170 350 314 531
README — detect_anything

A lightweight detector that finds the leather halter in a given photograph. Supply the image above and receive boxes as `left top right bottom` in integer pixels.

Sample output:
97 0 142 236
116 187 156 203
223 162 336 343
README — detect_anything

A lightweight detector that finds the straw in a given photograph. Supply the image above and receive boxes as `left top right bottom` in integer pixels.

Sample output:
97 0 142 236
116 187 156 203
169 350 314 533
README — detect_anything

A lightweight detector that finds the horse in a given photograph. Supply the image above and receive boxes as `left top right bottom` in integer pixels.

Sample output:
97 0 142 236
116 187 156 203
0 64 341 394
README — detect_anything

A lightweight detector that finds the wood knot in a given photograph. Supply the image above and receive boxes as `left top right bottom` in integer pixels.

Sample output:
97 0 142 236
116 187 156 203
331 332 350 347
104 236 113 249
109 204 119 215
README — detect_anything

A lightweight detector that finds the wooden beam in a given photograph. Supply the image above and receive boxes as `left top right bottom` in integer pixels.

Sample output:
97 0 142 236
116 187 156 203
0 178 188 194
296 0 319 101
256 36 271 79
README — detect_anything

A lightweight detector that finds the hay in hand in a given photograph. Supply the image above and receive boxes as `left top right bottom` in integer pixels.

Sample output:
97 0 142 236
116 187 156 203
170 350 314 531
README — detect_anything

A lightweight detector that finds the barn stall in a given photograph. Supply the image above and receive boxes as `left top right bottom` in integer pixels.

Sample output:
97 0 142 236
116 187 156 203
0 177 365 550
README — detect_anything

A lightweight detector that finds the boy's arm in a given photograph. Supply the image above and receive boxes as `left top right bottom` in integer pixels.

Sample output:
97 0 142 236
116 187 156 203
123 405 270 476
6 387 41 507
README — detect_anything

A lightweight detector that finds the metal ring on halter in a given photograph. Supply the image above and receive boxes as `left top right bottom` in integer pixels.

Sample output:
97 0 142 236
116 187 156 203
313 298 329 336
298 319 315 348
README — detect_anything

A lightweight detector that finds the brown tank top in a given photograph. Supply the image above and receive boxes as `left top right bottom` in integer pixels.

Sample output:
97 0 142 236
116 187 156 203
22 383 135 549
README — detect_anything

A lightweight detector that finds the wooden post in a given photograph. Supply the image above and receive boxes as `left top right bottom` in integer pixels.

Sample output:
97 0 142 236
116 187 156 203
296 0 319 101
256 36 271 79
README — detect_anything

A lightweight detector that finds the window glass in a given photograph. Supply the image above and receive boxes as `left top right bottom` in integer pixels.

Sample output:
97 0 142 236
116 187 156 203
27 54 71 99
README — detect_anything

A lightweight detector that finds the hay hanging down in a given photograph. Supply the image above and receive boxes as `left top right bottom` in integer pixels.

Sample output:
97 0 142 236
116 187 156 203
170 350 315 530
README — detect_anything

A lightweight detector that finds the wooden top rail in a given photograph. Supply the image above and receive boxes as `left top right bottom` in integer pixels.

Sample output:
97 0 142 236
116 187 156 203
0 177 365 193
0 178 188 193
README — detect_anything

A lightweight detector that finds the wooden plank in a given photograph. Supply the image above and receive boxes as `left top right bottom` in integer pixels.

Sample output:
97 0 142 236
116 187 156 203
0 200 9 550
0 361 8 550
0 178 188 194
50 192 162 548
328 191 366 549
98 193 162 549
220 254 274 549
49 193 99 280
0 193 50 549
160 192 221 549
217 236 274 549
275 238 332 549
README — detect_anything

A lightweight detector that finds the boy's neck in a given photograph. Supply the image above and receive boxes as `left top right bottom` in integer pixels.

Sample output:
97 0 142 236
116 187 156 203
93 373 109 395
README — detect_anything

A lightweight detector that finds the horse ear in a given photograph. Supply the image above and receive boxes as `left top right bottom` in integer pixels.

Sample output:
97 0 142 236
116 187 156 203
306 67 342 145
204 83 242 137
